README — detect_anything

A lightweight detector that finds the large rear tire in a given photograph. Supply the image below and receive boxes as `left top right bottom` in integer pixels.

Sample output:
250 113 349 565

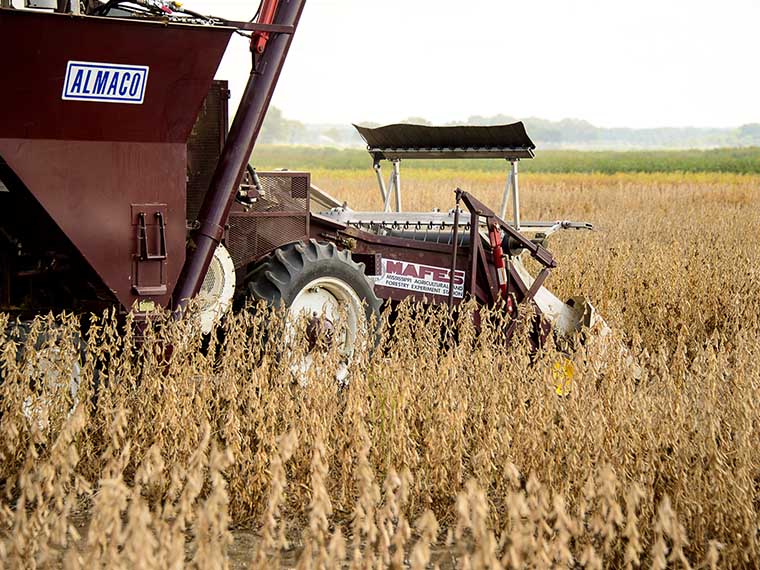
246 240 381 382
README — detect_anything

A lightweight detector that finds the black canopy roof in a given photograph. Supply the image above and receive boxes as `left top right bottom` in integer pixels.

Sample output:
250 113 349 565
353 122 535 161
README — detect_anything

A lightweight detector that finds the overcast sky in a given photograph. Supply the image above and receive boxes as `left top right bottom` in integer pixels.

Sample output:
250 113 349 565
26 0 760 128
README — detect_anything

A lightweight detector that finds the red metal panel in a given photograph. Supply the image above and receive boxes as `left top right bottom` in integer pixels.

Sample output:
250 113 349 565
0 139 186 309
0 9 233 143
0 9 233 311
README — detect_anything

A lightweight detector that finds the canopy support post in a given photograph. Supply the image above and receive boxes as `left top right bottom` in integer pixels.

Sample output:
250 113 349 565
374 162 388 207
499 159 513 220
383 159 402 212
393 159 402 212
511 160 520 230
383 167 394 212
499 160 520 229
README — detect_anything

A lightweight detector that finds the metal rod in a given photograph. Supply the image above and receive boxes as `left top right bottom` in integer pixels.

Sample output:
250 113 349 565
392 159 401 212
460 191 556 269
383 170 394 212
172 0 306 311
504 266 551 344
467 211 479 296
220 21 295 34
373 163 387 206
511 160 520 230
499 159 512 220
448 190 462 308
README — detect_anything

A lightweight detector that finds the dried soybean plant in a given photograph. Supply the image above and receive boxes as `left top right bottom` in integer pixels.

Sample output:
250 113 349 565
0 172 758 568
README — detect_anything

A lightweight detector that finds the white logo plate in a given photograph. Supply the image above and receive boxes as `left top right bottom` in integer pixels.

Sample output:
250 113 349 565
376 259 465 299
62 61 149 104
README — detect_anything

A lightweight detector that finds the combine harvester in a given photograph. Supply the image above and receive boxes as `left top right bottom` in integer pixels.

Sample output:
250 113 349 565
0 0 606 373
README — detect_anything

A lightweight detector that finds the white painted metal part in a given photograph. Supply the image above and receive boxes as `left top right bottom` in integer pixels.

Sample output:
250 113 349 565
287 276 365 385
512 256 610 339
376 160 403 213
499 160 520 229
197 243 236 335
22 346 81 429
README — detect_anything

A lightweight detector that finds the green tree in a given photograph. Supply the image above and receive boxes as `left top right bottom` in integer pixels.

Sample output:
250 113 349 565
400 116 432 125
260 106 306 144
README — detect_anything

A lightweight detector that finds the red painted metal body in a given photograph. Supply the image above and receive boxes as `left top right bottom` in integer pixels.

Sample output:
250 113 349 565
488 223 508 298
0 2 558 352
0 8 232 313
0 3 306 318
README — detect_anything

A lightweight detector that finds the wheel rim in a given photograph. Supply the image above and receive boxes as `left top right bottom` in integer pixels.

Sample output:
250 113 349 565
287 276 365 383
22 347 81 428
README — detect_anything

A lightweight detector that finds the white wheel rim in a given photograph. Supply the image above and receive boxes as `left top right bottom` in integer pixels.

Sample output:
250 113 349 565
22 347 81 428
287 276 365 383
196 244 236 335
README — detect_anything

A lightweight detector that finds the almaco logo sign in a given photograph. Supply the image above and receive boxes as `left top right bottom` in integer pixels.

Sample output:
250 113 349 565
62 61 149 104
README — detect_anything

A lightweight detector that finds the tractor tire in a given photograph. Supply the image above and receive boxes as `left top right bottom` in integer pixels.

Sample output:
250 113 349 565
248 239 381 321
246 240 381 380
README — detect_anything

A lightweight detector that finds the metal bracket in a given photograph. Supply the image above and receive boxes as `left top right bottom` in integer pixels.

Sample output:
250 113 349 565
447 190 462 307
503 266 550 344
137 211 167 261
499 159 520 229
379 159 402 213
460 191 555 269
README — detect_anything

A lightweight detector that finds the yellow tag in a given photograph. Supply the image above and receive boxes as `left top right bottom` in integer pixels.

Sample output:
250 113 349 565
553 359 575 396
137 300 156 313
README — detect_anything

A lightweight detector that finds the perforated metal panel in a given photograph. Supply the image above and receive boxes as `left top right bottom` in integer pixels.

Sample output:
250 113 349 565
186 80 229 222
227 172 310 269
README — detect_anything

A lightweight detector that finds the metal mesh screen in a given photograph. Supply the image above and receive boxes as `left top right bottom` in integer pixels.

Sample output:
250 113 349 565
186 81 228 222
226 172 310 269
251 173 309 212
291 175 308 199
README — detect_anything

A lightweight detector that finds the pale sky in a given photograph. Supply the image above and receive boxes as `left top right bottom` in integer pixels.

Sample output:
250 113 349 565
191 0 760 129
20 0 760 128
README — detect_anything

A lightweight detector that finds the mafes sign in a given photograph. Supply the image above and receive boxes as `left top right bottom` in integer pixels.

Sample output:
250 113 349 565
376 259 465 299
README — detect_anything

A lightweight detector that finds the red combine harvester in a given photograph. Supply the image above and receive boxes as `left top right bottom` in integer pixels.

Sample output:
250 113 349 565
0 0 605 362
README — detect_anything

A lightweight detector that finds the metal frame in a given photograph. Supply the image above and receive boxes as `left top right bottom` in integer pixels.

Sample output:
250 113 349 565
365 153 594 239
369 147 528 228
173 0 306 311
319 206 592 238
227 171 311 270
369 147 534 161
309 182 581 352
375 159 402 213
447 189 556 332
16 1 298 25
499 160 520 229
